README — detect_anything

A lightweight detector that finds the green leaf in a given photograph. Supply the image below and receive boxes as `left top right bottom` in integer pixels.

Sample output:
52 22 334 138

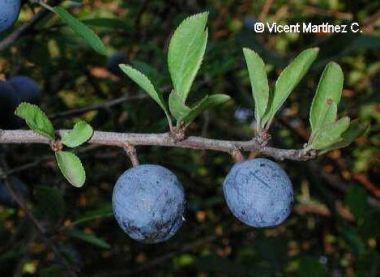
15 103 55 140
119 64 171 120
345 185 368 221
168 12 208 102
55 151 86 188
310 62 344 132
70 204 113 226
309 100 337 142
51 7 107 55
321 119 369 152
35 186 65 222
311 117 350 150
182 94 231 125
263 48 319 127
66 229 110 249
168 91 191 121
81 18 130 30
242 48 269 128
61 121 94 148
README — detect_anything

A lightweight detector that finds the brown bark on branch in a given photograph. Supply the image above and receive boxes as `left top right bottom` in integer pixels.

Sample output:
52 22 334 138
0 130 316 161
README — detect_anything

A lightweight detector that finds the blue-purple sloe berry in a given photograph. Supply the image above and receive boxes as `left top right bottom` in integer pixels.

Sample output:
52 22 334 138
112 164 185 243
223 158 294 227
0 0 21 33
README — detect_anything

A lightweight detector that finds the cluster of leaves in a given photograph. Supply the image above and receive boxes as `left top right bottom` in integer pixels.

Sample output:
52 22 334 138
15 103 93 187
243 48 368 151
120 12 230 128
120 11 368 153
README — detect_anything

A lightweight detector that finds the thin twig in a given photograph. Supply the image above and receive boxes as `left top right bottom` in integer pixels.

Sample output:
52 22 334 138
50 94 147 119
0 130 316 161
0 0 62 51
0 11 47 51
1 176 78 276
258 0 274 22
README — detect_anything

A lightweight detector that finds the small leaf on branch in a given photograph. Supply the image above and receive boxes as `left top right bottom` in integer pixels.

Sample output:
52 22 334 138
168 12 208 103
321 119 369 152
182 94 231 125
262 48 319 128
61 121 94 148
15 103 55 140
309 100 337 140
310 117 350 150
310 62 343 132
119 64 171 121
55 151 86 188
168 91 191 121
243 48 269 128
51 7 107 55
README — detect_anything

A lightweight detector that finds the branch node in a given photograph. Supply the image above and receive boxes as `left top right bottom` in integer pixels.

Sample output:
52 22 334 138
231 147 245 162
255 131 271 147
169 125 186 142
50 140 63 152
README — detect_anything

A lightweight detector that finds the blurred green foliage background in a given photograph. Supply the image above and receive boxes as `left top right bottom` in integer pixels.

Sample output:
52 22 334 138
0 0 379 276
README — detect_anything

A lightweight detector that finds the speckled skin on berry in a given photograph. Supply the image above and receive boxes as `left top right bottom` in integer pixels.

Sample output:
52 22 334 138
223 158 294 228
0 0 21 33
112 164 185 243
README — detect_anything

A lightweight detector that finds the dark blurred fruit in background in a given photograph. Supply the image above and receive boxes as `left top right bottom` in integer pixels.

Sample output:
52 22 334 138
0 0 21 33
106 52 127 76
0 76 41 129
8 76 41 105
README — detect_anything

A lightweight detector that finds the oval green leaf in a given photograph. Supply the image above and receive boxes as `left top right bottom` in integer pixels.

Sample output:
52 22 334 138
61 121 94 148
263 48 319 128
52 7 107 55
311 117 350 150
119 64 170 121
55 151 86 188
310 62 343 132
15 103 55 140
243 48 269 128
168 12 208 102
182 94 231 125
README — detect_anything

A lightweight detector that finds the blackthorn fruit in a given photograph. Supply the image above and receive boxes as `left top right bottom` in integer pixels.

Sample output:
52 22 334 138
112 164 185 243
223 158 294 227
0 80 20 129
8 76 41 104
0 0 21 33
106 52 126 76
